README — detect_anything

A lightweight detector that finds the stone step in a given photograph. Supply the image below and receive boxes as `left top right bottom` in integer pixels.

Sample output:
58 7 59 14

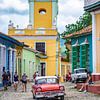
77 83 100 94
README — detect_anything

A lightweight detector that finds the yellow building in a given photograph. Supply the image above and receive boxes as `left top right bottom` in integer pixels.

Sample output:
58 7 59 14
8 0 61 77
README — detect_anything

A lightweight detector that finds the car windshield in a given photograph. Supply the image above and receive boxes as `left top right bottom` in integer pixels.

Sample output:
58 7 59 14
75 69 86 73
36 78 58 85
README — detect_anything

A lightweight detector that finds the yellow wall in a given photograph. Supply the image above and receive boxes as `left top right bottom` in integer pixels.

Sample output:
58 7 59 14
34 2 52 28
96 13 100 73
61 61 70 76
11 37 60 76
8 1 60 77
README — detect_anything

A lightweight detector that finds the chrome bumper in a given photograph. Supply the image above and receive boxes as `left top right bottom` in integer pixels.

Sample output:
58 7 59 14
35 92 65 99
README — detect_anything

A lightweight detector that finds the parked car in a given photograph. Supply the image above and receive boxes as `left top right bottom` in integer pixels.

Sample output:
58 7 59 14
31 76 65 100
71 68 87 83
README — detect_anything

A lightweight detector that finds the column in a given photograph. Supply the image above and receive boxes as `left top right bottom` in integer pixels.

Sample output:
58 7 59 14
8 48 13 82
1 45 6 72
56 40 58 76
0 44 6 85
14 49 16 73
12 49 16 79
91 12 96 73
0 45 2 84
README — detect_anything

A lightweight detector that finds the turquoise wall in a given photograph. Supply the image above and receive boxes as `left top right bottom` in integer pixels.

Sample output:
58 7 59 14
71 34 93 73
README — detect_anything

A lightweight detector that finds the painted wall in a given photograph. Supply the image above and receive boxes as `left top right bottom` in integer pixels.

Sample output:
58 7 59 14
71 34 93 72
34 1 52 28
0 36 16 87
22 48 38 80
35 56 40 72
61 61 70 76
95 13 100 73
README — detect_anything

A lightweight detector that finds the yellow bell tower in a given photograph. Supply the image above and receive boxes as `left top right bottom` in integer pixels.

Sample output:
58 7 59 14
29 0 58 29
8 0 61 77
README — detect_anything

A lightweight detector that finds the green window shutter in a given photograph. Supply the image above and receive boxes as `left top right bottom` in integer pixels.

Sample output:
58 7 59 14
81 44 89 69
72 45 80 70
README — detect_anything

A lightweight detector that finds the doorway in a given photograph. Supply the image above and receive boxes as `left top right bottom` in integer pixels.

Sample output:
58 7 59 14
40 62 46 76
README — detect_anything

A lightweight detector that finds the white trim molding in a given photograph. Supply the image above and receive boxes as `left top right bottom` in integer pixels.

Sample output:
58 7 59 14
93 10 100 14
12 36 57 40
91 12 96 73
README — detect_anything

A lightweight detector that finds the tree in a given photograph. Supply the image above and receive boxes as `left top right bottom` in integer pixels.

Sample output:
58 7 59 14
62 11 92 37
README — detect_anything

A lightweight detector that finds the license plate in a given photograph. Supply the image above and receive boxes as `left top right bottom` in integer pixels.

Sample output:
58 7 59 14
45 92 57 97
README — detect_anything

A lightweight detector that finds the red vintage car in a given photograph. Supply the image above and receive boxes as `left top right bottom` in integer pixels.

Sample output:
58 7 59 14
31 76 65 100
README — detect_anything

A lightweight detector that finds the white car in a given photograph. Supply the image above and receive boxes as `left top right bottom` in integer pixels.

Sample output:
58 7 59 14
71 68 87 83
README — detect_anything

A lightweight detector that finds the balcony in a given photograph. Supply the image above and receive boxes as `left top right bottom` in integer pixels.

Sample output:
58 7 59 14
84 0 100 11
8 24 57 36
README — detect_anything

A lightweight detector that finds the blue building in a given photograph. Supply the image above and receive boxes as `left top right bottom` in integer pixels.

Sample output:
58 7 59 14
0 32 23 87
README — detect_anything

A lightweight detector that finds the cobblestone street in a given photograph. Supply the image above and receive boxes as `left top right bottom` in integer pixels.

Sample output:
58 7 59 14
0 82 100 100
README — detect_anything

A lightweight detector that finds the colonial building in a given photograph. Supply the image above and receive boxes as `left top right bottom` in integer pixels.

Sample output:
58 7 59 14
8 0 61 77
0 32 23 87
84 0 100 81
64 26 92 73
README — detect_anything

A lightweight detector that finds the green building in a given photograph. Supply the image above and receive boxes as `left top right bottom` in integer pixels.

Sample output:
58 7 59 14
22 47 47 80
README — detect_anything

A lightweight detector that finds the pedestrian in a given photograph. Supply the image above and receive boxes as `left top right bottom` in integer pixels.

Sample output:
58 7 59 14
66 70 71 82
2 71 8 91
36 71 39 77
33 72 36 80
63 75 66 82
79 72 93 93
21 73 27 92
7 71 11 86
13 72 19 91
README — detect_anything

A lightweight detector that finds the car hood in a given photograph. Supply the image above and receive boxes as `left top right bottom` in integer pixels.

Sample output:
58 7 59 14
38 84 60 92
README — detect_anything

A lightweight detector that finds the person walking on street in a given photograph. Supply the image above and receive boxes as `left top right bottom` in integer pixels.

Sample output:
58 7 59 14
14 72 19 91
36 71 39 77
22 73 27 92
2 71 8 91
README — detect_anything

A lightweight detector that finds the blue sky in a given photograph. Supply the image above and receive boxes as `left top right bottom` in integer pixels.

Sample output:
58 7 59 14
0 0 84 34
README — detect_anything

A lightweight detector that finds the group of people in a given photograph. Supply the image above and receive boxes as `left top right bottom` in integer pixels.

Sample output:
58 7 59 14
2 71 40 92
2 71 28 92
13 72 28 92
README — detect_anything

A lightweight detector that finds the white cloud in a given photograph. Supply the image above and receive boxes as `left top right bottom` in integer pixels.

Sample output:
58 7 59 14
0 0 28 10
0 0 84 34
57 0 84 33
0 14 29 33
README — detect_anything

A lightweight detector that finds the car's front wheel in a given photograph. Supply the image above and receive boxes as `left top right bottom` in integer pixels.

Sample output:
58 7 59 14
60 96 64 100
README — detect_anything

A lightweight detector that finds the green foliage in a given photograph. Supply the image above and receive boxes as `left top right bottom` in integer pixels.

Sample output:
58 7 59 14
62 12 92 36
